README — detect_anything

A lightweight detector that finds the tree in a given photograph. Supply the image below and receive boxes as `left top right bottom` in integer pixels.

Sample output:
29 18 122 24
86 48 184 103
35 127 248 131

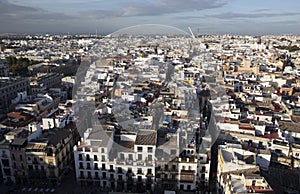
6 56 39 76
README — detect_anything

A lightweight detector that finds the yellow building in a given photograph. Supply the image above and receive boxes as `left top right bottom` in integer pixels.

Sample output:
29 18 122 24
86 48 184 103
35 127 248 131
25 128 75 185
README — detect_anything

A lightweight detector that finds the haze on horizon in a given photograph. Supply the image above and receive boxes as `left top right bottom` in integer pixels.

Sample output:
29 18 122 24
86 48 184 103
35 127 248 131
1 0 300 35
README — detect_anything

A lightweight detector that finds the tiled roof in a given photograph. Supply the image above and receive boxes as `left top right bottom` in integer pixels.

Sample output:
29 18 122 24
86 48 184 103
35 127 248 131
135 130 157 145
279 121 300 133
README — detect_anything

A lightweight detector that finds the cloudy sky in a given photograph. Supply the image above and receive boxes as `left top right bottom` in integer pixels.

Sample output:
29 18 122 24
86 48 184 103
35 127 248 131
1 0 300 35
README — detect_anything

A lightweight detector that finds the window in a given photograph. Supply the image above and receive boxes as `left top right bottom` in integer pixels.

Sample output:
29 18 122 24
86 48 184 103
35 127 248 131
118 175 122 181
28 157 31 161
138 154 142 161
19 155 23 161
102 172 106 179
95 172 99 178
110 165 114 171
147 147 153 153
165 164 168 170
101 155 105 162
201 174 205 179
79 162 84 169
128 167 132 173
201 166 206 172
137 168 142 174
86 154 90 161
118 167 122 173
78 154 83 160
128 154 133 160
172 165 176 170
94 163 98 170
120 153 124 160
137 146 143 152
187 185 191 190
180 185 184 190
94 155 98 161
88 171 91 178
87 163 91 169
40 158 43 162
101 148 105 153
148 155 152 161
102 164 106 170
11 154 15 160
147 169 152 174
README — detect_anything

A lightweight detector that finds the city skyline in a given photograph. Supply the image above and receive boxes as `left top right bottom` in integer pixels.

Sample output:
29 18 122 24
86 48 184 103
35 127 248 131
1 0 300 35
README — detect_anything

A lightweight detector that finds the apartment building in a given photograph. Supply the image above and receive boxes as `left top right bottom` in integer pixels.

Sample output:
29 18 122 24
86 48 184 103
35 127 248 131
74 127 157 193
30 73 62 89
25 127 74 185
0 77 30 111
0 121 75 185
0 140 14 183
74 126 114 189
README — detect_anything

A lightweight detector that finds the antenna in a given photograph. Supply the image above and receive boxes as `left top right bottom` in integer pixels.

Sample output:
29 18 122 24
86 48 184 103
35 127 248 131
96 29 98 38
188 27 195 39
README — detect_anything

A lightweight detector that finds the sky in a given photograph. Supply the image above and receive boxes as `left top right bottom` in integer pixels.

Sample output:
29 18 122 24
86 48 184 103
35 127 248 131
0 0 300 35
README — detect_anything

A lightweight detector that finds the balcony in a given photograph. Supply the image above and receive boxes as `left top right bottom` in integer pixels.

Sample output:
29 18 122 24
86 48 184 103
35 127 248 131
126 171 135 177
146 173 154 177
